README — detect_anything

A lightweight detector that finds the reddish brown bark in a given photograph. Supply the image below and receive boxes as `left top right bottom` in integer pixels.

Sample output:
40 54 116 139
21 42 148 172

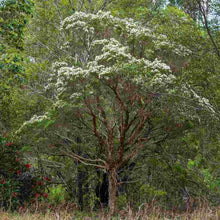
65 76 152 214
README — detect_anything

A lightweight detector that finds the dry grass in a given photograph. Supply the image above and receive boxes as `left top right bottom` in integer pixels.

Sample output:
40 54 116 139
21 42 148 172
0 199 219 220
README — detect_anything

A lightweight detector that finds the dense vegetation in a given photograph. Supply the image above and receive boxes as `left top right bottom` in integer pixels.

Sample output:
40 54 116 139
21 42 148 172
0 0 219 218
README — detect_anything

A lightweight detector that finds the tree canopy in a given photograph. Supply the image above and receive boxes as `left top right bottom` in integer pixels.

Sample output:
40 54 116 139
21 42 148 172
1 0 220 215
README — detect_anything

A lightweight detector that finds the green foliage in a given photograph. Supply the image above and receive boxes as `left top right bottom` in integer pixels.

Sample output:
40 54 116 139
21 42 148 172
0 0 34 49
0 0 36 136
1 0 219 213
47 184 66 206
140 184 167 197
117 195 127 210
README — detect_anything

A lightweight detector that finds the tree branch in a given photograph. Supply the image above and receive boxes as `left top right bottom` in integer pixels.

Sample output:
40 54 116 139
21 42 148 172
198 0 220 60
54 131 106 166
84 98 107 151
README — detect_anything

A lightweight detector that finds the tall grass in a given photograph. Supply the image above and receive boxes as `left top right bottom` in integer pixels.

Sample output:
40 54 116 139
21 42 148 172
0 199 219 220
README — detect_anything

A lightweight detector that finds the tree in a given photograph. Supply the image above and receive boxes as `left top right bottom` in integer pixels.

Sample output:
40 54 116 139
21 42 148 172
14 10 218 214
167 0 220 59
168 0 209 21
0 0 34 134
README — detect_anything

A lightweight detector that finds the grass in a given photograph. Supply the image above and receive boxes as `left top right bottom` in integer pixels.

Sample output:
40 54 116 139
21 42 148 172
0 199 219 220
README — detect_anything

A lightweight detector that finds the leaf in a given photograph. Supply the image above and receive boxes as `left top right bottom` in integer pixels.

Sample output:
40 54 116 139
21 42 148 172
187 160 195 169
44 120 55 128
141 97 144 106
189 121 194 128
20 145 31 152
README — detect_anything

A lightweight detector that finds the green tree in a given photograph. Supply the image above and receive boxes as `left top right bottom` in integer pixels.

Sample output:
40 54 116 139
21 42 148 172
0 0 34 134
14 10 218 214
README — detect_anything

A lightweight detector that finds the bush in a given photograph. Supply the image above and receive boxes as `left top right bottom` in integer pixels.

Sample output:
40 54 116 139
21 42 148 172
47 184 66 206
0 136 50 211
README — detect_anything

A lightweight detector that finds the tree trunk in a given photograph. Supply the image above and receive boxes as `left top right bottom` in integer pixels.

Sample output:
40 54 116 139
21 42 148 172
109 167 117 215
77 169 84 211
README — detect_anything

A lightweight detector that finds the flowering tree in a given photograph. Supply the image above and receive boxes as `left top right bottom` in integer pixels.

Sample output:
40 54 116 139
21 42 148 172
15 11 218 214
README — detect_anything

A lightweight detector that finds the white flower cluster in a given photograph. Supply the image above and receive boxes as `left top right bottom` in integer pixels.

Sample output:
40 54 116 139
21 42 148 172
154 40 170 49
49 65 74 94
132 75 145 85
16 11 217 138
60 41 70 50
62 11 152 44
61 10 189 69
65 20 87 30
151 73 176 88
175 84 216 116
15 113 50 134
91 39 110 47
49 11 191 99
173 45 192 56
53 100 69 108
52 61 68 72
28 114 49 124
70 92 83 100
153 32 192 57
190 88 215 113
94 38 131 63
143 58 171 74
57 66 76 80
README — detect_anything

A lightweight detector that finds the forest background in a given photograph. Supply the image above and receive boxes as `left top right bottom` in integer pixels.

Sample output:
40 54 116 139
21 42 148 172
0 0 220 217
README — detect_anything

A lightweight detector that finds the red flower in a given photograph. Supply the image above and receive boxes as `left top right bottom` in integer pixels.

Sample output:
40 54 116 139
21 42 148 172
31 185 35 188
24 164 31 168
166 127 172 132
35 193 40 198
21 85 26 90
43 176 51 182
43 193 48 198
37 181 43 186
12 192 18 197
17 170 21 175
1 178 6 184
48 144 55 148
15 158 20 162
17 151 20 155
55 124 62 128
175 123 183 128
6 142 14 146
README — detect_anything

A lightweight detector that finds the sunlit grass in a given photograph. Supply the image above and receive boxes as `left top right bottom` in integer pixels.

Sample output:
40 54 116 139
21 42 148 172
0 200 219 220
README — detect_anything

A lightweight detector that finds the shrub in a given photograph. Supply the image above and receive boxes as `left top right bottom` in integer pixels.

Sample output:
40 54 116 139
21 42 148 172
0 136 50 211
